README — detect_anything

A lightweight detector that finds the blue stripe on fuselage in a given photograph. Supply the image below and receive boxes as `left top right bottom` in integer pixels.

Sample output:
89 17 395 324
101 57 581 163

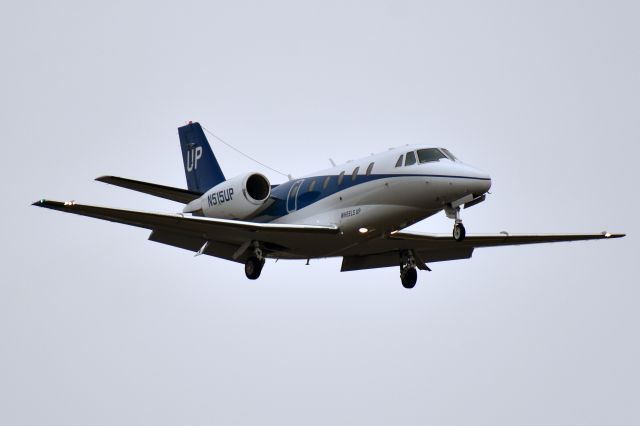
254 173 490 222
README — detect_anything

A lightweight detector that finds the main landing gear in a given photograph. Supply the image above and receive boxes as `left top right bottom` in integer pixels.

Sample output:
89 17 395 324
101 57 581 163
399 250 427 289
244 244 265 280
401 266 418 289
445 205 466 242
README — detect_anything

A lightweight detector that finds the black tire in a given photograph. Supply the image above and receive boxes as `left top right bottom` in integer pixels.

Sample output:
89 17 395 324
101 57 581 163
453 223 466 242
244 257 264 280
401 267 417 289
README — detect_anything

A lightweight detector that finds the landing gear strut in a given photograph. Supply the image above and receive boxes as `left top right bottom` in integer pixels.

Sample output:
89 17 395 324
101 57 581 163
244 243 265 280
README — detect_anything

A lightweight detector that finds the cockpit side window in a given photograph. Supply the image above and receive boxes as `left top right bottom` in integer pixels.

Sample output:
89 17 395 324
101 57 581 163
395 155 404 167
417 148 447 163
405 151 417 166
337 171 345 185
440 148 458 161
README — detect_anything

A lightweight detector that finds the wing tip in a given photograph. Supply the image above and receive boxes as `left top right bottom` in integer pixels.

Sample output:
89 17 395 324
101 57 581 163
604 232 625 239
32 199 71 209
32 199 53 207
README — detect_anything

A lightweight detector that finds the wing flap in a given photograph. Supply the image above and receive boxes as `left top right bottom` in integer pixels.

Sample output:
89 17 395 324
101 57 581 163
148 230 242 262
341 247 475 272
148 229 204 252
341 252 399 272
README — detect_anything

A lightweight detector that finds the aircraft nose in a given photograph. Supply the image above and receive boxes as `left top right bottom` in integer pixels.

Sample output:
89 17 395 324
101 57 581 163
463 165 491 196
479 171 492 194
481 175 492 194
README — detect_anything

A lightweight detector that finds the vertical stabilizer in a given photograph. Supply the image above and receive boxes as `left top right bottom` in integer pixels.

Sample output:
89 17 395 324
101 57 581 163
178 122 226 192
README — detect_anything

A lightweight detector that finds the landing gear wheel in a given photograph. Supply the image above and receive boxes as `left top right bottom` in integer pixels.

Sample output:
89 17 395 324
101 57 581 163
453 223 466 242
400 267 418 289
244 256 264 280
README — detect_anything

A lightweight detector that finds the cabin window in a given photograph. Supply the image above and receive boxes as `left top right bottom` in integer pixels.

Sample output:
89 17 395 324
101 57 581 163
351 167 359 181
308 179 316 192
395 155 403 167
417 148 447 163
366 162 375 175
405 151 417 166
337 171 345 185
323 175 331 189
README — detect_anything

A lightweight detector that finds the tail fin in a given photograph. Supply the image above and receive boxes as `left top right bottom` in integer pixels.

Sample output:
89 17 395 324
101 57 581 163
178 122 226 192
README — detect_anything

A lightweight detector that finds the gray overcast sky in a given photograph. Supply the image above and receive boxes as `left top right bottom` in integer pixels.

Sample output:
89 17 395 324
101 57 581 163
1 1 638 425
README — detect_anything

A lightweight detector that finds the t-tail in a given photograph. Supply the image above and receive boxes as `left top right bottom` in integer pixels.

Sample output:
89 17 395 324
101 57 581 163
178 122 226 192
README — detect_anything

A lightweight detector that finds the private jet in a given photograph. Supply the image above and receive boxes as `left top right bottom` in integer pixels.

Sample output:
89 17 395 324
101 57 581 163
34 122 624 288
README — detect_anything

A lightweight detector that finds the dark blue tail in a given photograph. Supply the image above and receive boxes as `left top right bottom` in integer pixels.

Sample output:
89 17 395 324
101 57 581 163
178 122 226 192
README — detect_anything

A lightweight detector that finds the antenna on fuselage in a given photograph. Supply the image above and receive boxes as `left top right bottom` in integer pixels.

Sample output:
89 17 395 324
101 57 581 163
329 158 336 167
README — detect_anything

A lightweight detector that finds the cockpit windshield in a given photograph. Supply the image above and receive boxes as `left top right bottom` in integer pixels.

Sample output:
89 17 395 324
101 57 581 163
398 148 459 167
417 148 447 163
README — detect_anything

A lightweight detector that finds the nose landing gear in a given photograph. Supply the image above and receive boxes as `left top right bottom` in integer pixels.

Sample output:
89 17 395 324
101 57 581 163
445 205 466 242
453 222 466 242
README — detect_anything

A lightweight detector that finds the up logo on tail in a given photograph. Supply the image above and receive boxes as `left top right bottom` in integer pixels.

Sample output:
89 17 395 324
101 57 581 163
186 146 203 171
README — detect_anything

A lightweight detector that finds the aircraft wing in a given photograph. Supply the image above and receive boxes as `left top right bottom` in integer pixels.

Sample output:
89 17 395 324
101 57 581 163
33 200 339 262
340 230 625 271
389 230 625 247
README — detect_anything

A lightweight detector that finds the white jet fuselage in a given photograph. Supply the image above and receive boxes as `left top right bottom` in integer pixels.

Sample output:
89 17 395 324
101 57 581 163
194 145 491 257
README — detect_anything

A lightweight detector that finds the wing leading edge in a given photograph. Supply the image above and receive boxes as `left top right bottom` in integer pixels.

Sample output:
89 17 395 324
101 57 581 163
389 231 625 247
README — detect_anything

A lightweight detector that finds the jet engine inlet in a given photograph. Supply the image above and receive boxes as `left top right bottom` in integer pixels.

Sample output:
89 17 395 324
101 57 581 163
246 173 270 202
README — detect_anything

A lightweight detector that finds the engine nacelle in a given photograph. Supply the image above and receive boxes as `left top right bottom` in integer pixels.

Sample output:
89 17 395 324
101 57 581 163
185 172 271 219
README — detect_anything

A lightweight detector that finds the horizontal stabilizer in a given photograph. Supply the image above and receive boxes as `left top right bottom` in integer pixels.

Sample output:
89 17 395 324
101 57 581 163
96 176 202 204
